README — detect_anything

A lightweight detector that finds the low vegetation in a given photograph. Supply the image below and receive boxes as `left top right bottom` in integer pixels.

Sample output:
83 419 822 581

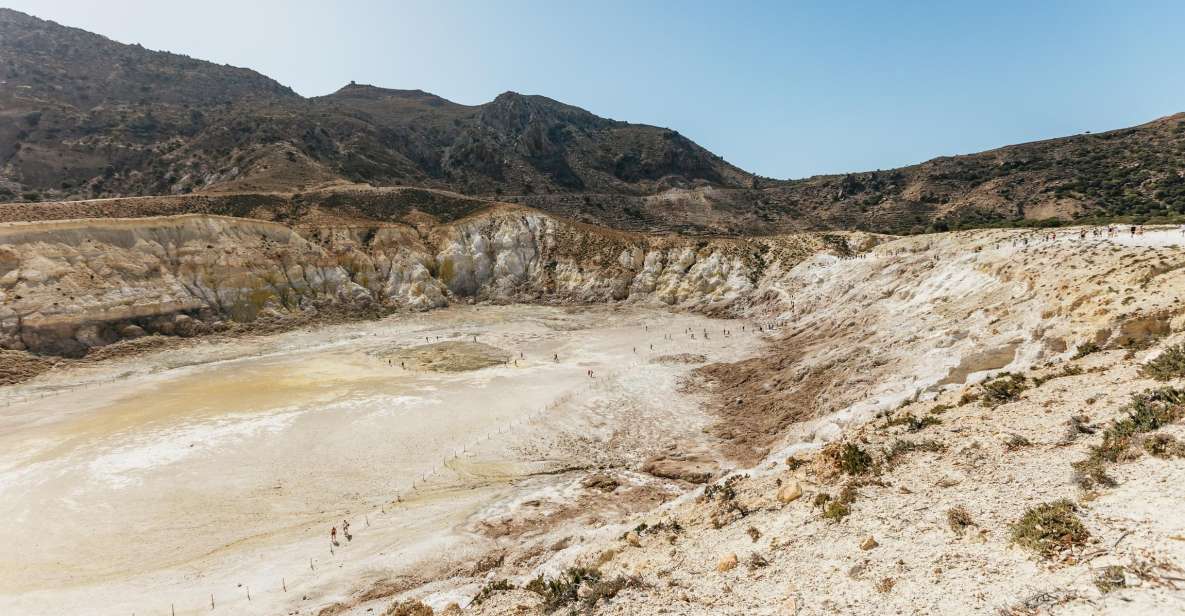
524 567 642 612
472 579 515 605
1010 499 1090 559
383 600 434 616
1073 342 1102 360
947 505 976 535
820 483 859 523
1140 344 1185 381
882 438 945 467
831 443 875 476
980 373 1029 407
1073 387 1185 488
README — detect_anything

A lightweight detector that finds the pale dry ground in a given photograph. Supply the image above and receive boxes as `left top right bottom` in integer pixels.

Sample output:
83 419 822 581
0 305 764 616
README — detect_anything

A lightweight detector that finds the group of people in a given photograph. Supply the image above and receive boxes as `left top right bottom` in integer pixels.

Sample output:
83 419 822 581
329 519 351 546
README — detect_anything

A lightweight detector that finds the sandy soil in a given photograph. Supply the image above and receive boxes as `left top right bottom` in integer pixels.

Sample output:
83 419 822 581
0 304 763 616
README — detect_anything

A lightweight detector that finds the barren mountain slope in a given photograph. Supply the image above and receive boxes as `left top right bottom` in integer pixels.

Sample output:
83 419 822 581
4 9 1184 235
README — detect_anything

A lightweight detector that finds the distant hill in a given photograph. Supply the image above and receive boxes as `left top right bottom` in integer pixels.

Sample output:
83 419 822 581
2 8 1183 234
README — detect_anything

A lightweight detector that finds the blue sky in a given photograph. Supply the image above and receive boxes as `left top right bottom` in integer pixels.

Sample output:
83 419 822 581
8 1 1185 179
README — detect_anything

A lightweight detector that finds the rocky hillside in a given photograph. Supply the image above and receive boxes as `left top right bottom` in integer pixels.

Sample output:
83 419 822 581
4 9 1183 235
0 9 751 209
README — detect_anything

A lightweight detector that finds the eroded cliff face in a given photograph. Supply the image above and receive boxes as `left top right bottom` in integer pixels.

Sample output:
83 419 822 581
0 207 834 356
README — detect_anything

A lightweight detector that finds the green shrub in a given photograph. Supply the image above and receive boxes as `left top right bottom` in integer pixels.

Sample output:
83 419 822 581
836 443 874 475
883 439 945 466
1144 433 1185 458
472 579 514 605
980 373 1029 407
1010 500 1090 559
525 567 601 611
1140 344 1185 381
1073 387 1185 487
1073 342 1102 359
822 483 858 523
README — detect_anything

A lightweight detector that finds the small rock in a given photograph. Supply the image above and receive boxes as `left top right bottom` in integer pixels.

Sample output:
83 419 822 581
777 480 803 504
860 535 879 550
716 552 738 572
625 531 641 547
582 473 620 492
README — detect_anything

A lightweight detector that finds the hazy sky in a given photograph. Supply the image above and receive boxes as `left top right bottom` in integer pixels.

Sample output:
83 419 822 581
7 1 1185 179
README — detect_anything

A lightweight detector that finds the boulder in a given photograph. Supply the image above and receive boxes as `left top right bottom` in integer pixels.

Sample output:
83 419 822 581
777 480 803 504
119 324 147 339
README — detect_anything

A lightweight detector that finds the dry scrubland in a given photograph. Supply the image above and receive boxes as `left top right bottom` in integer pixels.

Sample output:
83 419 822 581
2 203 1185 615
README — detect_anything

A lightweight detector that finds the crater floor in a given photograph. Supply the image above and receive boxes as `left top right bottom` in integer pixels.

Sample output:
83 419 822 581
0 304 763 616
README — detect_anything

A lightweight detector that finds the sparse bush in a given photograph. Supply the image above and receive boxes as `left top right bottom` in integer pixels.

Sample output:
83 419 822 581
1140 344 1185 381
1004 434 1033 451
1073 388 1185 487
833 443 874 475
947 505 976 535
1144 433 1185 458
822 483 858 523
746 552 769 569
981 373 1029 407
472 579 514 605
383 600 433 616
746 526 761 542
581 575 644 608
883 439 945 466
1073 342 1102 359
886 413 941 432
1094 565 1127 593
1033 365 1084 387
1010 499 1090 559
525 567 601 611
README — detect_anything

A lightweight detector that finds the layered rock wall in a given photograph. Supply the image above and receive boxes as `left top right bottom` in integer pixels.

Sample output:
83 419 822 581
0 208 831 356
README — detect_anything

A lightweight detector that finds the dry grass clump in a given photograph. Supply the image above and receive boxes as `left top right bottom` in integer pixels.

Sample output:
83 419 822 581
523 568 644 612
1010 499 1090 559
384 600 434 616
818 483 859 523
1004 433 1033 451
1072 342 1102 359
525 567 601 611
882 438 945 467
1140 344 1185 381
1033 364 1083 387
875 577 896 594
947 505 976 535
980 373 1029 407
1094 565 1127 593
746 552 770 570
885 412 942 432
1144 433 1185 458
471 579 515 605
1073 387 1185 488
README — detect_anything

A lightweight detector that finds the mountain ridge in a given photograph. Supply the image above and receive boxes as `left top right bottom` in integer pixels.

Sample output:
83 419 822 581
2 8 1183 235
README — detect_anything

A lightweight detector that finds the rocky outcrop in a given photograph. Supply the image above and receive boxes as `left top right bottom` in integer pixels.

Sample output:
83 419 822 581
0 207 836 356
